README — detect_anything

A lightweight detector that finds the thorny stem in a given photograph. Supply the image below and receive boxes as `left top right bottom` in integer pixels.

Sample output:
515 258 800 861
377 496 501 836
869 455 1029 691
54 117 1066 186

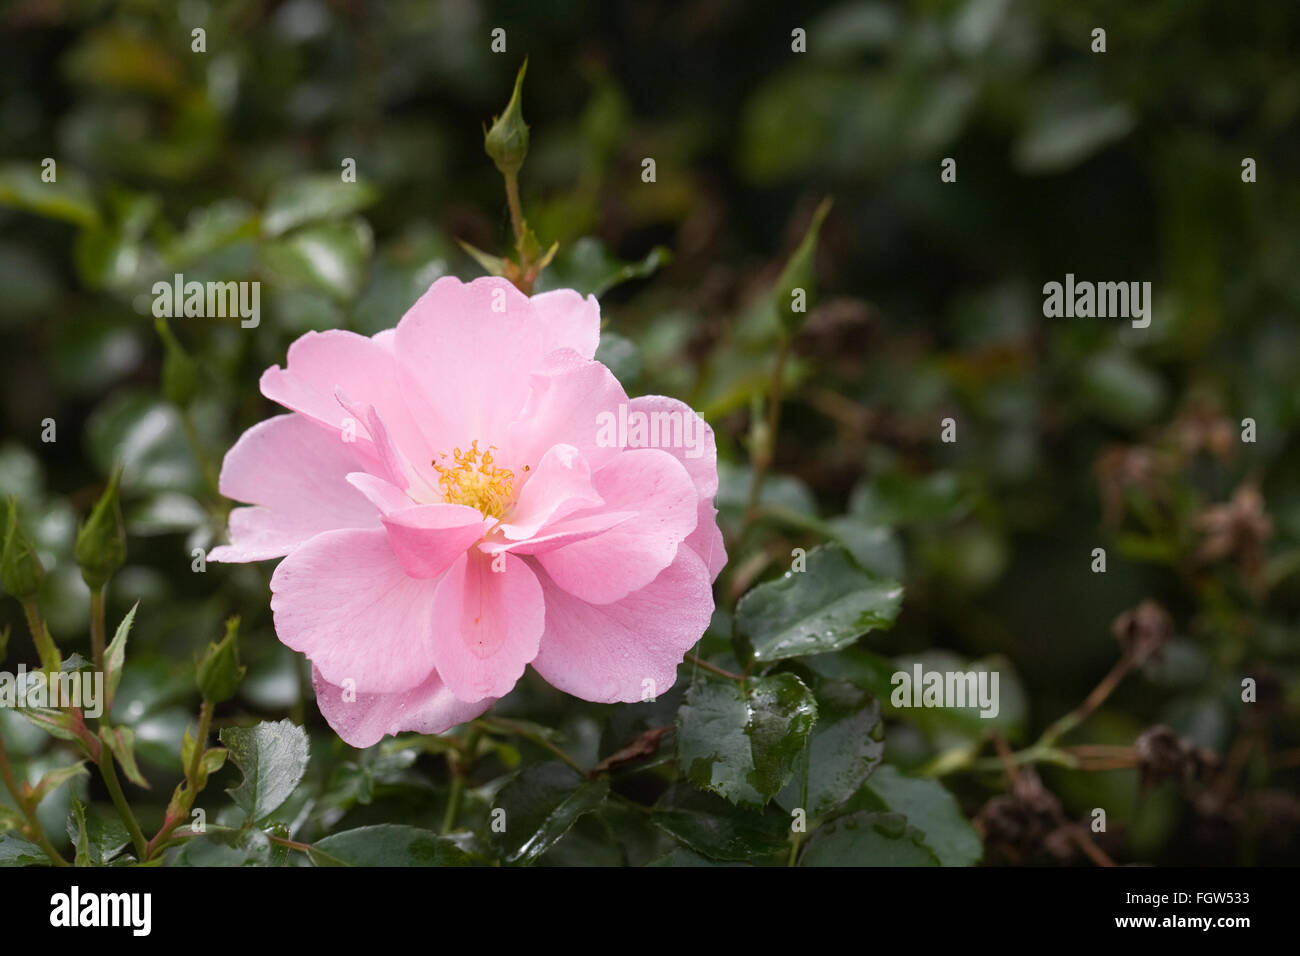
993 734 1022 786
187 699 214 788
89 587 106 676
99 750 148 860
266 833 313 853
146 698 214 860
441 772 466 835
22 599 59 673
440 727 478 835
787 830 805 867
473 717 585 773
932 649 1139 779
1065 745 1138 771
727 545 781 609
959 746 1079 775
169 824 312 855
684 652 743 683
1040 653 1136 747
0 733 70 866
86 568 151 861
503 171 527 267
1066 824 1116 867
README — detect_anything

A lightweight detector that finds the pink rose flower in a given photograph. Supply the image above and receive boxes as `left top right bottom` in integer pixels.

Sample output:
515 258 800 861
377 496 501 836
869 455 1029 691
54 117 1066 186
211 276 725 747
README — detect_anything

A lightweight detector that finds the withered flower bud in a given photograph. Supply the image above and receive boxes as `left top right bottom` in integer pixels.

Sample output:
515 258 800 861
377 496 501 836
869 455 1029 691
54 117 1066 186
1112 599 1173 666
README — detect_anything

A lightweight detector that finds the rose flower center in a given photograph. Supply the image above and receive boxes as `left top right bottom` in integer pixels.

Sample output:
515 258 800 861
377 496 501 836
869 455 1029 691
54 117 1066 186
432 440 514 518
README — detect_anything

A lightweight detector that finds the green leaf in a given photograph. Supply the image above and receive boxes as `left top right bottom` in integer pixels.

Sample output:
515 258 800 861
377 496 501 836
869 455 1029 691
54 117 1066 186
310 825 473 867
590 245 671 298
776 681 883 818
856 765 982 866
18 706 80 744
650 783 788 862
488 761 608 865
0 444 42 510
104 602 137 707
125 492 206 536
736 544 903 662
174 829 271 867
0 162 99 227
154 318 199 408
537 809 627 866
717 461 817 528
261 219 373 300
178 729 226 795
825 516 904 579
262 174 379 237
887 651 1027 741
73 189 160 290
28 762 89 804
85 391 200 493
68 325 134 401
219 719 310 824
65 802 130 866
68 799 91 866
645 848 750 867
1014 89 1136 174
100 725 149 789
593 331 642 389
0 833 46 867
800 811 939 867
456 238 510 277
0 243 57 322
1080 351 1166 428
677 674 818 806
804 645 899 700
850 471 972 526
161 199 258 267
534 237 671 297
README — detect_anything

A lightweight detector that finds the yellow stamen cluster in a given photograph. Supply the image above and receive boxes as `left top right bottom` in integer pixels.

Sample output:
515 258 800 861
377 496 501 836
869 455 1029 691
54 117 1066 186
432 441 515 518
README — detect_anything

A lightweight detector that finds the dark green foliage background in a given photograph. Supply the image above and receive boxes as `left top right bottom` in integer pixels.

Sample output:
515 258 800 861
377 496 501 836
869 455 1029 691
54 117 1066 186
1 0 1297 866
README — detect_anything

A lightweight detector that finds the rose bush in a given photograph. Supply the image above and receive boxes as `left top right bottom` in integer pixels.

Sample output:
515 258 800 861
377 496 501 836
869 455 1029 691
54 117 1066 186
7 2 1289 871
210 276 724 746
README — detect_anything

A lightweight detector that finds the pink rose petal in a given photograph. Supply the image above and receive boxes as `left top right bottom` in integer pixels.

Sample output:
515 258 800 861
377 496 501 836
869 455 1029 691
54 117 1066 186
430 549 545 702
531 546 714 703
270 527 440 695
537 448 699 604
312 666 493 749
209 414 379 562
